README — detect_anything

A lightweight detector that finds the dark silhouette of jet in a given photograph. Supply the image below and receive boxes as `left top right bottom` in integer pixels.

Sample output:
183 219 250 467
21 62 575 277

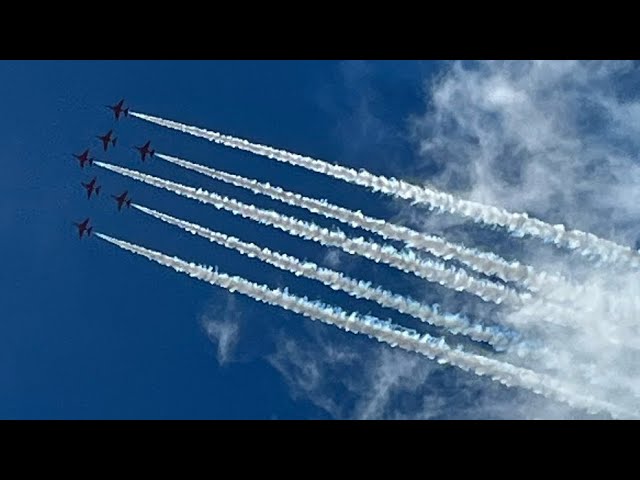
135 140 155 162
97 129 117 152
107 99 129 120
74 218 93 238
112 191 132 211
81 177 101 199
73 149 94 169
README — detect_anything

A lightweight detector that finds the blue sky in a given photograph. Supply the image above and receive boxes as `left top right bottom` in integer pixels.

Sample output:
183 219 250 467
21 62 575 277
1 60 442 419
5 60 637 419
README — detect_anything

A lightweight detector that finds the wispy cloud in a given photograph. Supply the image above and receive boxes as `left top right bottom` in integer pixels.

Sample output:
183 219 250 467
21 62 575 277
267 326 566 419
268 325 608 419
352 348 433 420
267 326 438 420
262 61 640 419
267 327 356 418
322 248 345 269
412 61 640 248
201 294 241 366
410 60 640 416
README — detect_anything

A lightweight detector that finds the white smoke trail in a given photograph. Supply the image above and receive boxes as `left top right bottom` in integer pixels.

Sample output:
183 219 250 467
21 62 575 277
132 202 510 348
157 152 559 292
131 111 640 268
95 161 522 306
94 231 635 419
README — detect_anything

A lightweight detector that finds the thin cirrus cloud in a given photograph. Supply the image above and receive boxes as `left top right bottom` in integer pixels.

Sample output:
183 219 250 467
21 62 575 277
201 295 241 366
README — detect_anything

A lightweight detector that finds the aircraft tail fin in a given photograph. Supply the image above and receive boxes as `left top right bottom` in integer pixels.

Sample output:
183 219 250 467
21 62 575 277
87 227 93 237
124 108 129 117
150 149 155 157
126 199 132 207
96 186 101 196
112 137 117 147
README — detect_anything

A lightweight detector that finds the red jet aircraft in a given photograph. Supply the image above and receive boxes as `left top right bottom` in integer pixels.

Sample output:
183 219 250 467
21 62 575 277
81 177 101 199
107 99 129 120
73 149 94 168
135 140 155 161
112 191 132 211
74 218 93 238
97 129 117 152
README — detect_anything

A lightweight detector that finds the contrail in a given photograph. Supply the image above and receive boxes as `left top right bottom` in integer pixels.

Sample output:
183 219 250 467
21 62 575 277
94 231 635 419
95 161 523 306
132 202 511 349
131 111 640 268
157 152 558 292
157 152 589 312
